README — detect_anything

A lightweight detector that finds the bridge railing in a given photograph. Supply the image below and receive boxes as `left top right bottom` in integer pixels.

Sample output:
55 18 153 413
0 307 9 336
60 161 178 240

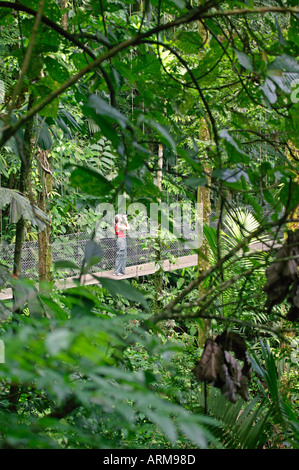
0 206 283 281
0 230 195 281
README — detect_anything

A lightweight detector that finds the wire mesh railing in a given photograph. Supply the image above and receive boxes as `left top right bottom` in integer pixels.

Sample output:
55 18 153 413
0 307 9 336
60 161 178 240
0 230 194 281
0 206 283 282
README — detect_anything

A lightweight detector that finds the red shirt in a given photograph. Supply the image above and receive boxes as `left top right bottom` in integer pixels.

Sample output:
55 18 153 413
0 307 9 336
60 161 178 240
115 225 125 238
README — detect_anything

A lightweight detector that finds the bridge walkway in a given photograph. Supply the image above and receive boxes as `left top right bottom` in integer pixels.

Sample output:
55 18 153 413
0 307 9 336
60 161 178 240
0 240 281 301
0 254 198 300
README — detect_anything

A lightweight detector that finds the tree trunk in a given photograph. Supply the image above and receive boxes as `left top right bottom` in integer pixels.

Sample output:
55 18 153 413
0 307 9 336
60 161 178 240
197 18 212 348
157 144 163 196
61 0 68 31
197 119 211 348
286 142 299 232
13 94 34 277
37 149 53 284
154 144 163 314
10 94 34 412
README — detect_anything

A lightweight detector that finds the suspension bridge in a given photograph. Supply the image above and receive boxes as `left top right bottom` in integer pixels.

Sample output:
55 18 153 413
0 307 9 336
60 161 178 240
0 229 281 301
0 232 199 300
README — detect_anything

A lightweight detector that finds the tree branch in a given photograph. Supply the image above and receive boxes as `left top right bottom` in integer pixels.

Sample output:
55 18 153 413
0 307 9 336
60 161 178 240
5 0 46 124
201 6 299 19
0 1 230 147
1 2 298 148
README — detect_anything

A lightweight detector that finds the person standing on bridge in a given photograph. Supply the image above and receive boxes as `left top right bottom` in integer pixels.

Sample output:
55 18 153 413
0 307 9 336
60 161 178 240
113 214 130 276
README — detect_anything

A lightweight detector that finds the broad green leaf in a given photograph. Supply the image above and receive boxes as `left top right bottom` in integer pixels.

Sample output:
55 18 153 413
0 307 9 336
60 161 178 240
267 54 299 94
131 53 161 77
33 77 61 118
212 167 249 184
45 328 73 355
138 116 176 151
171 0 187 9
84 94 128 129
279 180 299 211
176 31 204 54
39 96 60 118
219 129 249 163
260 78 277 104
84 240 103 267
35 28 60 54
178 419 207 448
39 295 68 320
69 166 113 196
184 176 207 187
43 1 61 22
54 260 79 270
71 52 89 69
289 14 299 46
235 49 253 72
82 95 130 149
44 56 70 83
146 410 177 444
96 277 149 309
28 53 43 81
35 120 53 150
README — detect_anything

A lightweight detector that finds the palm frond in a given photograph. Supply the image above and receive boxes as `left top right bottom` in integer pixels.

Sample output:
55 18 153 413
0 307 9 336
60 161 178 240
0 188 49 232
198 387 269 448
251 341 299 448
204 208 269 264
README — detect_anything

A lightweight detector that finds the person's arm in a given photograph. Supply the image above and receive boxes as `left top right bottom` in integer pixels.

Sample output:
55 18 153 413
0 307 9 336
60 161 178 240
124 216 130 230
118 217 129 231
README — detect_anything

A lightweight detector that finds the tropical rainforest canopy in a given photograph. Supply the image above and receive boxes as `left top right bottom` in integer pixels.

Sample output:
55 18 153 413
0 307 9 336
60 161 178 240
0 0 298 450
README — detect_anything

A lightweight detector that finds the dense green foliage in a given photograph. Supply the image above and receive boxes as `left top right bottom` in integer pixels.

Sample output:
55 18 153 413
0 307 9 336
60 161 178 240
0 0 298 449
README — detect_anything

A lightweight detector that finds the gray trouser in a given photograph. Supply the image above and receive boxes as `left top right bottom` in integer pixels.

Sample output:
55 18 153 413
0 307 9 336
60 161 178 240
114 237 127 274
